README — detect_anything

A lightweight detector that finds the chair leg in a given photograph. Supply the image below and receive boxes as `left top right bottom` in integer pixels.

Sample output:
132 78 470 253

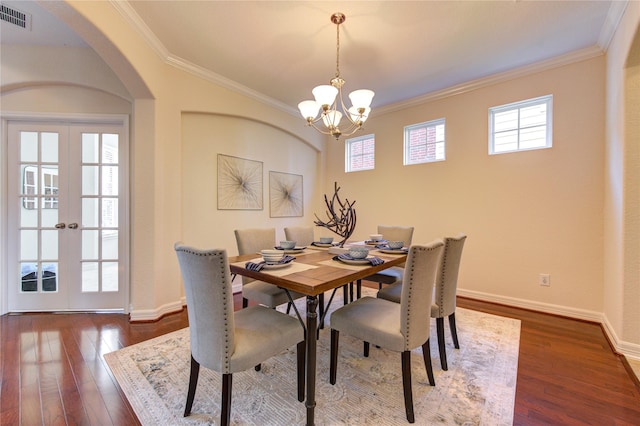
184 355 200 417
286 302 292 314
297 340 306 401
221 373 232 426
343 284 349 305
254 364 261 371
319 293 325 329
363 341 370 357
449 313 460 349
421 339 435 386
356 279 362 299
242 297 248 308
401 351 415 423
330 329 339 385
436 317 448 370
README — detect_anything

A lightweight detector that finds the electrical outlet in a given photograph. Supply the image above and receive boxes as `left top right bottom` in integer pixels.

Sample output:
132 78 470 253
539 274 550 286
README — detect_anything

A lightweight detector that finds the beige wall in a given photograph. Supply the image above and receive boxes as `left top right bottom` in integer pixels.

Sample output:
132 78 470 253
1 1 638 357
604 1 640 356
180 112 323 254
326 57 606 316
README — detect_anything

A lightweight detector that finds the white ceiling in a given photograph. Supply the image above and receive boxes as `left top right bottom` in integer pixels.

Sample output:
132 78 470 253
0 1 625 112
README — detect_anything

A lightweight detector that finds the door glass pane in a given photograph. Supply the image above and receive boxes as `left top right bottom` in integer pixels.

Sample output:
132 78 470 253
102 231 118 259
82 262 99 292
103 134 118 163
41 166 59 209
42 230 59 259
103 262 118 292
82 133 99 163
43 263 58 292
102 198 118 227
41 132 58 163
82 230 99 260
82 198 99 227
20 262 38 292
20 132 37 162
102 166 118 195
41 201 58 228
21 230 38 259
82 166 99 195
20 198 38 227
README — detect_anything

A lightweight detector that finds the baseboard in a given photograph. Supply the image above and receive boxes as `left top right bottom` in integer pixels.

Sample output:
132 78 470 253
129 299 184 322
457 287 640 361
457 288 604 322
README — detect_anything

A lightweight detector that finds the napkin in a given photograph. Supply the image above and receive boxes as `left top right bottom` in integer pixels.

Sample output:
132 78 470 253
376 244 409 253
246 255 296 271
333 253 385 266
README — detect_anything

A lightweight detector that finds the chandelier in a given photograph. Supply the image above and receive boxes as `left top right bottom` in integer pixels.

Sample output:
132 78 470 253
298 12 374 140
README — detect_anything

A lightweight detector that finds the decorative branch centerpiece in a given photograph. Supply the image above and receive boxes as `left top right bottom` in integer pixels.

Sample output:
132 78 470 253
314 182 356 247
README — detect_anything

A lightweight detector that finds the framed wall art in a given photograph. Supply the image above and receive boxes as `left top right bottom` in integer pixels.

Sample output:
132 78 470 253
217 154 263 210
269 171 303 217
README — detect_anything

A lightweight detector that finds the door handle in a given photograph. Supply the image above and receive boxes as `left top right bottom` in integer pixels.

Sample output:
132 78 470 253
55 223 66 229
68 223 79 229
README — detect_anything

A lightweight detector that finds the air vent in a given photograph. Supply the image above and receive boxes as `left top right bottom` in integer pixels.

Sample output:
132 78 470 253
0 3 31 30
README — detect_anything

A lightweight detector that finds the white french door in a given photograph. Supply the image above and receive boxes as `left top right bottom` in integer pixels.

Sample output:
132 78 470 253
7 121 128 312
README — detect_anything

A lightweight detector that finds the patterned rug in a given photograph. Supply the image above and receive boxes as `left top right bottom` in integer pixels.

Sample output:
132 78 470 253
105 288 520 425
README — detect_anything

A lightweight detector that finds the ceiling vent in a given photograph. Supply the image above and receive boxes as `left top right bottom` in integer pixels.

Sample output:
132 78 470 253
0 3 31 30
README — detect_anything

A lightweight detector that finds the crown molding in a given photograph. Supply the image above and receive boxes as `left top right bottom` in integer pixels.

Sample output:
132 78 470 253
598 0 628 50
375 45 605 116
112 0 610 119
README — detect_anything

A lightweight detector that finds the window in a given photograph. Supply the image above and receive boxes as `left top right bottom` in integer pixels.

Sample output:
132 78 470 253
489 95 552 154
404 118 445 165
345 134 375 172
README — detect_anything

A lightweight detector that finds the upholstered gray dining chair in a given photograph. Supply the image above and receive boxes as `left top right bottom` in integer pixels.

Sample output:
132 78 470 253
284 226 315 246
361 225 415 292
378 234 467 371
174 243 305 426
329 240 444 423
234 228 305 309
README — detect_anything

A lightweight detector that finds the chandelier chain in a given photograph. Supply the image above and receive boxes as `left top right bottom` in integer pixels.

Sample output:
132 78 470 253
335 20 340 78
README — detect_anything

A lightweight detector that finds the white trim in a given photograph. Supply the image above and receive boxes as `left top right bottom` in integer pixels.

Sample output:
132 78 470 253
129 300 184 322
457 287 640 361
376 46 604 116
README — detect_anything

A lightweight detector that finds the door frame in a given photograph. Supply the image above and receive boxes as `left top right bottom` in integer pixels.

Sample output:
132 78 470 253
1 111 130 315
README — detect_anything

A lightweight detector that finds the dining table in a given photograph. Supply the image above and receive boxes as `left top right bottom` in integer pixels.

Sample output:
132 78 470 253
228 243 408 426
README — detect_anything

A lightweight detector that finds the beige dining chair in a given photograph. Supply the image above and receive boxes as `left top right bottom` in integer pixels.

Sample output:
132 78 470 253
378 233 467 371
234 228 306 309
329 240 444 423
174 243 305 426
284 226 315 246
361 225 415 291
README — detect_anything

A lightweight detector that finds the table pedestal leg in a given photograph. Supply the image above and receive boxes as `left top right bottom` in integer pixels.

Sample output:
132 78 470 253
305 295 318 425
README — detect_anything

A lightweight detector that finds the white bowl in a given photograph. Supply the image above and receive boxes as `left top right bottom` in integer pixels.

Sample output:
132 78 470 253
319 237 334 244
261 249 284 263
348 247 369 259
388 241 404 249
280 240 296 249
370 234 383 242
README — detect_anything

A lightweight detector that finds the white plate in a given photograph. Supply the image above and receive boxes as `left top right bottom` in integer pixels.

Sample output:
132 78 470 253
312 242 333 247
276 247 306 254
262 262 293 270
378 248 408 255
337 256 374 265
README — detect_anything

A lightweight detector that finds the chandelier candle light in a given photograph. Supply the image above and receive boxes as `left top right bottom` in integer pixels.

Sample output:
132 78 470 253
298 12 374 140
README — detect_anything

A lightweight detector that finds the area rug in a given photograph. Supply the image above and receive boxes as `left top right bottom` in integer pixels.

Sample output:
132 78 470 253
105 288 520 425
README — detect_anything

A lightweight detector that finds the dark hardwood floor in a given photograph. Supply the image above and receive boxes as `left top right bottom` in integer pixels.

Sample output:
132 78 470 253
2 283 639 425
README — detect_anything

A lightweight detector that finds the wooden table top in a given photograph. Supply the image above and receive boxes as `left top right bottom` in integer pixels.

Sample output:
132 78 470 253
228 247 407 297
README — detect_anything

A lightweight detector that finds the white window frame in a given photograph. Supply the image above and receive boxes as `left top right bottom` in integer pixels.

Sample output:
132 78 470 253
403 118 446 165
489 95 553 155
345 134 375 172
